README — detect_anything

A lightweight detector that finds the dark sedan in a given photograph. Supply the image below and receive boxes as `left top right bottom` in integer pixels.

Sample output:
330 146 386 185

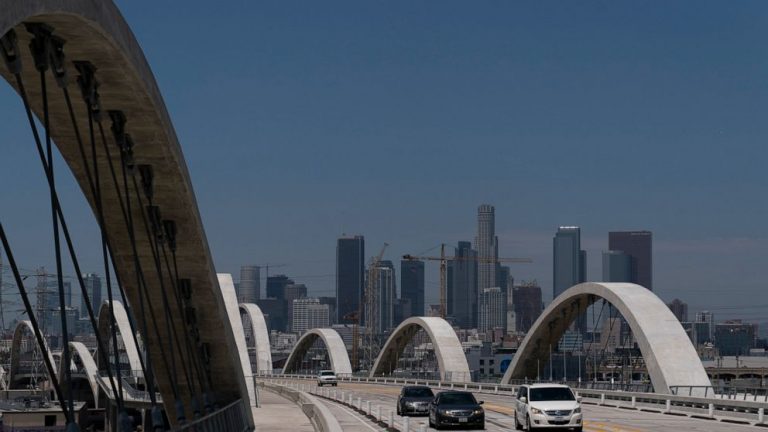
397 386 435 416
428 391 485 430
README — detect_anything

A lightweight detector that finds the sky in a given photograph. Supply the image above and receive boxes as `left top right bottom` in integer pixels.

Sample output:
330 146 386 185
1 1 767 329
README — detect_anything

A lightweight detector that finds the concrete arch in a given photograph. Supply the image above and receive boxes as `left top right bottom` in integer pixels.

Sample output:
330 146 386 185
58 341 100 407
501 282 712 394
239 303 273 374
1 1 250 423
283 328 353 376
9 320 57 389
370 317 471 382
98 300 143 373
219 274 258 408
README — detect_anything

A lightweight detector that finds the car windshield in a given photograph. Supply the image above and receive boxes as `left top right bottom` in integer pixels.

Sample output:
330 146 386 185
404 388 434 398
439 393 477 405
529 387 575 401
320 371 335 376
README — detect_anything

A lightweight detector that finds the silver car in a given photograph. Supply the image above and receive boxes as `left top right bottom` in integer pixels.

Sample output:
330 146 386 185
317 370 338 387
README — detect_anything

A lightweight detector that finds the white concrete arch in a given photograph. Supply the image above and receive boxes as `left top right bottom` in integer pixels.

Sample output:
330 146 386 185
58 341 100 407
219 274 258 408
283 328 353 375
9 320 57 389
0 366 6 390
239 303 273 374
370 317 471 382
1 2 251 423
98 300 143 373
501 282 712 394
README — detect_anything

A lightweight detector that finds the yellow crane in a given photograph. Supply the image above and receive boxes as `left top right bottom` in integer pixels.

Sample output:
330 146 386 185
403 244 532 319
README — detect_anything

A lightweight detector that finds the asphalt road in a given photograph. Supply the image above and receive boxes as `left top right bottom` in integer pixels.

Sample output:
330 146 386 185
289 379 763 432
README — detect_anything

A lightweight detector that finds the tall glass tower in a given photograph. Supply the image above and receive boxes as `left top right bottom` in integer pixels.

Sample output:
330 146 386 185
475 204 498 291
336 235 365 324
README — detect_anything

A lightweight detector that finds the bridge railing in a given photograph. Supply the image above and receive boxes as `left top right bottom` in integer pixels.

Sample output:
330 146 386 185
172 399 250 432
671 385 768 402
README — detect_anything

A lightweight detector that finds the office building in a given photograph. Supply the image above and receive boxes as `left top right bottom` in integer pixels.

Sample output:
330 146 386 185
667 299 688 323
475 204 498 291
608 231 652 290
317 297 337 325
284 283 307 329
400 260 425 318
715 321 755 356
369 260 396 334
602 250 632 282
266 274 293 299
291 298 330 334
447 241 478 328
553 227 586 299
336 235 365 324
695 311 715 343
478 287 505 333
81 273 102 319
257 298 286 332
239 265 260 303
513 282 542 333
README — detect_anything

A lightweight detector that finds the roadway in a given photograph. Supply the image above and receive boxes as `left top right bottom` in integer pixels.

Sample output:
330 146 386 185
279 378 762 432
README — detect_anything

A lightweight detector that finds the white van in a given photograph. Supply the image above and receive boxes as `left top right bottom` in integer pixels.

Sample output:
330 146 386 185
514 384 582 431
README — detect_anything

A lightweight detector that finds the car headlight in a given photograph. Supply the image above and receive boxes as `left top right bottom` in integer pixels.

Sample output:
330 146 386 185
473 408 484 415
530 407 543 415
573 407 581 414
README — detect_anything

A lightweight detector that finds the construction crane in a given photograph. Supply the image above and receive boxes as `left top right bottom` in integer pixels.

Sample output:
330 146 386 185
403 244 532 319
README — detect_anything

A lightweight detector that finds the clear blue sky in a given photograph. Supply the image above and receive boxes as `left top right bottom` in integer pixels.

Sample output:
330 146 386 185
1 1 766 328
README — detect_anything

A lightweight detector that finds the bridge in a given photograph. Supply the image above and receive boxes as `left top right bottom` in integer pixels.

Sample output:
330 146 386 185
0 0 765 431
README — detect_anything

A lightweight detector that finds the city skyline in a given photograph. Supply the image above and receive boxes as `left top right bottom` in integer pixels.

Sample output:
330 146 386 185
0 1 765 330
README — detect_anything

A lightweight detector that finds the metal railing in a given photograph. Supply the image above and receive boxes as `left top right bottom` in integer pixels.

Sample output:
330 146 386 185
173 399 250 432
671 385 768 402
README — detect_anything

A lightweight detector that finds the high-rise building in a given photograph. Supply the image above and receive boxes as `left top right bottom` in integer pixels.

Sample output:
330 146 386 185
553 227 586 299
475 204 498 291
284 283 307 329
266 274 294 299
257 298 286 332
447 241 478 328
336 235 365 324
400 260 424 318
81 273 102 319
695 311 715 344
239 265 261 303
478 287 505 332
715 320 755 356
291 298 330 334
513 282 542 333
667 299 688 322
369 260 396 334
317 297 337 325
602 251 632 282
608 231 652 290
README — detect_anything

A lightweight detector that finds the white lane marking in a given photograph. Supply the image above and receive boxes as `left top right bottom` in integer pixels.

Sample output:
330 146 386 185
320 397 381 432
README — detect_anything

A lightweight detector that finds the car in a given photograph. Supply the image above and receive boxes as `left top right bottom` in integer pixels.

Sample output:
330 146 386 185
316 370 337 387
514 384 582 431
428 390 485 430
397 385 434 416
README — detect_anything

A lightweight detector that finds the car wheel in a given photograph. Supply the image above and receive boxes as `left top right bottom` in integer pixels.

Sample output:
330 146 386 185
476 421 485 430
514 412 522 430
525 415 532 431
573 428 582 432
397 405 401 416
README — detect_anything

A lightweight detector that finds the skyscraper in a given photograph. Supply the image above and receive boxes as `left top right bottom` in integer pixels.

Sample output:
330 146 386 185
667 298 688 322
239 265 260 303
553 227 586 299
82 273 102 319
291 298 330 334
400 260 425 318
336 235 365 324
266 274 293 299
369 260 396 334
608 231 652 290
478 287 505 332
513 282 543 333
602 250 632 282
447 241 477 328
475 204 498 291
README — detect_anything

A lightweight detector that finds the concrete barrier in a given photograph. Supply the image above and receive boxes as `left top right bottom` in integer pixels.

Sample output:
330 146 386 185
257 381 343 432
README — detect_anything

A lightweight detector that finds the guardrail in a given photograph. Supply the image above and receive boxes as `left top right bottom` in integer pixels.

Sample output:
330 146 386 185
671 385 768 402
173 398 250 432
256 381 343 432
259 373 768 426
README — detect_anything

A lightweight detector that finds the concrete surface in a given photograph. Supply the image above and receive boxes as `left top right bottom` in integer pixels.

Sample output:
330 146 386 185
240 303 274 374
371 317 471 382
502 282 712 394
284 328 353 375
252 389 314 432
